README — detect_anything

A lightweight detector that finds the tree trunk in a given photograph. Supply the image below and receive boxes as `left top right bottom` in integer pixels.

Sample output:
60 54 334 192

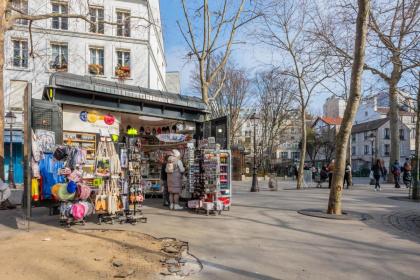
388 77 401 174
297 107 306 189
327 0 370 214
412 76 420 199
0 1 6 181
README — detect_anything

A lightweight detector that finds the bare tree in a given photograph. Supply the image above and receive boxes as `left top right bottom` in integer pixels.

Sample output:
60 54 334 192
258 0 332 189
177 0 259 105
255 70 295 174
315 0 419 175
191 56 251 145
328 0 370 215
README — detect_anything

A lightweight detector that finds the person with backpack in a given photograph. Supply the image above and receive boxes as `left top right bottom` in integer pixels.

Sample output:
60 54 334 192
391 160 401 188
371 159 383 191
166 149 185 210
403 158 412 188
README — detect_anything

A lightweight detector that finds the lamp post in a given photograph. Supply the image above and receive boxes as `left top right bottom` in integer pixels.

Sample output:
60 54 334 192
369 132 376 167
250 112 259 192
5 111 17 189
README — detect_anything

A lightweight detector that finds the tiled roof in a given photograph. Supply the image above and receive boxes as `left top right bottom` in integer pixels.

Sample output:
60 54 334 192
352 118 389 134
319 117 342 125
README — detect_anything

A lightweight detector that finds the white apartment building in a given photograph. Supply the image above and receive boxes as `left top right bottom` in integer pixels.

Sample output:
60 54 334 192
4 0 168 129
355 93 417 153
351 118 411 171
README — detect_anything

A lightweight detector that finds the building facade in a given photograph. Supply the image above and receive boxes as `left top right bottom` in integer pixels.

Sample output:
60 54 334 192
351 118 411 171
3 0 167 183
355 93 417 153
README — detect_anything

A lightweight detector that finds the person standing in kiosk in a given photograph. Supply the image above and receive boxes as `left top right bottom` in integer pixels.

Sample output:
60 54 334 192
166 149 185 210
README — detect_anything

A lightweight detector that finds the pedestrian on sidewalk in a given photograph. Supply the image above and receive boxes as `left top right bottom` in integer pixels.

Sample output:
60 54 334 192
372 159 383 191
402 158 412 189
327 159 335 189
344 161 352 189
391 160 401 188
161 155 170 207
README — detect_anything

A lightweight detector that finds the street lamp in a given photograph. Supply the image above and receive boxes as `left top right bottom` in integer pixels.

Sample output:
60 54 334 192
250 112 259 192
5 111 17 189
369 132 376 167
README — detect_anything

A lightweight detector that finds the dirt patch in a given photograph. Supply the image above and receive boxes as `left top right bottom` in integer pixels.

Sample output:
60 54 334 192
0 229 190 280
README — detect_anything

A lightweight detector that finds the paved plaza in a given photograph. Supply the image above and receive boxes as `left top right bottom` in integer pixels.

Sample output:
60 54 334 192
1 179 420 280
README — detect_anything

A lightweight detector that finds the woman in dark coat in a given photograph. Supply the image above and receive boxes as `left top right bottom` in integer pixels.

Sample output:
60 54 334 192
371 159 383 191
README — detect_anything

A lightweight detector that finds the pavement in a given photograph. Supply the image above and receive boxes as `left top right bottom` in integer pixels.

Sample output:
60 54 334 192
1 179 420 280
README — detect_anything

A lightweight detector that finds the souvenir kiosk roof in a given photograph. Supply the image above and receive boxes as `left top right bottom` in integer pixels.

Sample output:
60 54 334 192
47 73 207 122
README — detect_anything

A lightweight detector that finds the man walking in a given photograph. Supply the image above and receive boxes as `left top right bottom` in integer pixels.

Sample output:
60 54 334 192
391 160 401 188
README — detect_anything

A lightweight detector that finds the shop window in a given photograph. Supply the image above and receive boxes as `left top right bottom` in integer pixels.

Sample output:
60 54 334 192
89 47 104 75
12 0 28 25
89 7 105 34
50 43 68 71
12 39 28 68
115 50 130 78
52 2 68 30
116 10 130 37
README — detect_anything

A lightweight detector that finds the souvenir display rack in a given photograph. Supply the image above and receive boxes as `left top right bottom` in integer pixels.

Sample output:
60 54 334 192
125 136 147 224
187 148 232 215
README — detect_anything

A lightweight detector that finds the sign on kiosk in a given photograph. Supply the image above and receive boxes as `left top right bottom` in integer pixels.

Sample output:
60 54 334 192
63 105 120 135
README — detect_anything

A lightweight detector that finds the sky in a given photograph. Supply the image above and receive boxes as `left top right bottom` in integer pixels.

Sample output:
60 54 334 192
159 1 332 111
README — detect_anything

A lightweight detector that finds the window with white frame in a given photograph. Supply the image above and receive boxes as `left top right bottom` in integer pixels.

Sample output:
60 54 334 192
89 7 104 34
115 50 131 78
12 39 28 68
351 146 356 156
12 0 28 25
364 145 369 155
89 47 104 75
50 43 68 71
52 2 68 30
116 10 130 37
384 144 390 156
399 128 405 140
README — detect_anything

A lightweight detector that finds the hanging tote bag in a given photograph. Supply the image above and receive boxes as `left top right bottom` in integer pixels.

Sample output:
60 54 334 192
31 179 40 201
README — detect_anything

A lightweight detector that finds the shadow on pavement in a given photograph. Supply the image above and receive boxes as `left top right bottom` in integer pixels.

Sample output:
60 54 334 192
201 260 282 280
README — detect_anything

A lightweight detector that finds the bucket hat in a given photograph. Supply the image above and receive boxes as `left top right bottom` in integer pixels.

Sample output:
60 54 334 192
71 203 85 220
67 181 77 194
77 183 91 200
57 183 75 201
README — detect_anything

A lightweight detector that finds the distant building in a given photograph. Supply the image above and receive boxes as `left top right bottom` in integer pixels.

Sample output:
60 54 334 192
311 117 343 163
323 97 346 118
351 118 411 171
